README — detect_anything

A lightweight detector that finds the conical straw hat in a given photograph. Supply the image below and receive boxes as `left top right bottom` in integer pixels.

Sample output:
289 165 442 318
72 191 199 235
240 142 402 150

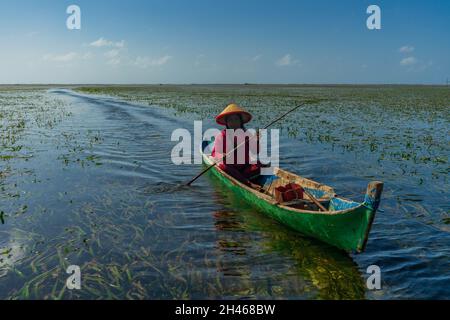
215 103 252 126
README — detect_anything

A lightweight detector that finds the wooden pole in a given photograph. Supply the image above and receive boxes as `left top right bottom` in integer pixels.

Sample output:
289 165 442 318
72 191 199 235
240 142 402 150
302 188 327 212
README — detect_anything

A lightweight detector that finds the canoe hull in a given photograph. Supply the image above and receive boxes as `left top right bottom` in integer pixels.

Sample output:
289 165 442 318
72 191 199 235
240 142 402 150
202 143 380 253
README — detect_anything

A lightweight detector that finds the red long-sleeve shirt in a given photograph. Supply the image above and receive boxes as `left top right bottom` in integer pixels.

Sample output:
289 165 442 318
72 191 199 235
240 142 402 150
211 129 261 181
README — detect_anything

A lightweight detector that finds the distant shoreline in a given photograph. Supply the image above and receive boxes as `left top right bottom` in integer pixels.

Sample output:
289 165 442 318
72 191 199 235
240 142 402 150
1 83 449 88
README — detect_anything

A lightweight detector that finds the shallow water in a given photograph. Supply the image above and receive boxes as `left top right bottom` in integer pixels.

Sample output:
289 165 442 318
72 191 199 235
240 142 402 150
0 86 448 299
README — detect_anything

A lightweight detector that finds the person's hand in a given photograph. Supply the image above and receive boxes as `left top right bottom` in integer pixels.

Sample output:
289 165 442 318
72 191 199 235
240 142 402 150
249 182 262 191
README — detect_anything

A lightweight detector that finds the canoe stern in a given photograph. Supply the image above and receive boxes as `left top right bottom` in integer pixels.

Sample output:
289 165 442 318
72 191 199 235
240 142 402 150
363 181 384 212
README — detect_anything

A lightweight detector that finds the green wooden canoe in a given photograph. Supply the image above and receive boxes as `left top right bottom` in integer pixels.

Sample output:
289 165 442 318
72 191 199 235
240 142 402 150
201 141 383 253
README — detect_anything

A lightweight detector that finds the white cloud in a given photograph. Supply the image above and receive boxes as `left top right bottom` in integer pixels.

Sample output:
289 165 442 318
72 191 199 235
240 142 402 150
104 49 120 59
43 51 93 64
26 31 39 37
399 45 415 53
276 54 299 67
152 55 172 66
90 37 125 48
107 58 121 66
82 52 94 60
401 58 433 72
133 55 172 68
90 38 109 47
43 52 78 62
400 56 418 66
251 54 262 62
115 40 125 48
194 54 206 67
133 56 147 68
104 49 121 66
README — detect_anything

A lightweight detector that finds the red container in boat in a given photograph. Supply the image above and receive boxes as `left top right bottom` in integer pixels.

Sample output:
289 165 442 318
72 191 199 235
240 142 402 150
275 183 304 202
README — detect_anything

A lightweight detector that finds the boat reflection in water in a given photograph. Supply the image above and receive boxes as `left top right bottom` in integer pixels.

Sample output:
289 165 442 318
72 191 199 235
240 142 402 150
209 175 366 300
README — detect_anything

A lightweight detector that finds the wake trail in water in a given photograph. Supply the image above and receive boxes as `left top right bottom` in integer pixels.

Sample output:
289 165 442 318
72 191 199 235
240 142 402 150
51 89 207 190
136 181 193 194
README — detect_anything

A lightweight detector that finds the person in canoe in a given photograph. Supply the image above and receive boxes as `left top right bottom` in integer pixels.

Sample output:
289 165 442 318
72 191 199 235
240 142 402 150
211 103 263 189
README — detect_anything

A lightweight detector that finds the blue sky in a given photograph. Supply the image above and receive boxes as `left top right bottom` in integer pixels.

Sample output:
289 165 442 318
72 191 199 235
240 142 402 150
0 0 449 84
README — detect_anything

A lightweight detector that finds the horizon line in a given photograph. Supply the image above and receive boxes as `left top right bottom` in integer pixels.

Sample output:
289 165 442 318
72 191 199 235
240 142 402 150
1 83 449 87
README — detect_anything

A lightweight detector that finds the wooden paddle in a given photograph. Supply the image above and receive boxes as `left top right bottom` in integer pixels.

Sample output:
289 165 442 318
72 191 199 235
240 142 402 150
300 188 328 212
